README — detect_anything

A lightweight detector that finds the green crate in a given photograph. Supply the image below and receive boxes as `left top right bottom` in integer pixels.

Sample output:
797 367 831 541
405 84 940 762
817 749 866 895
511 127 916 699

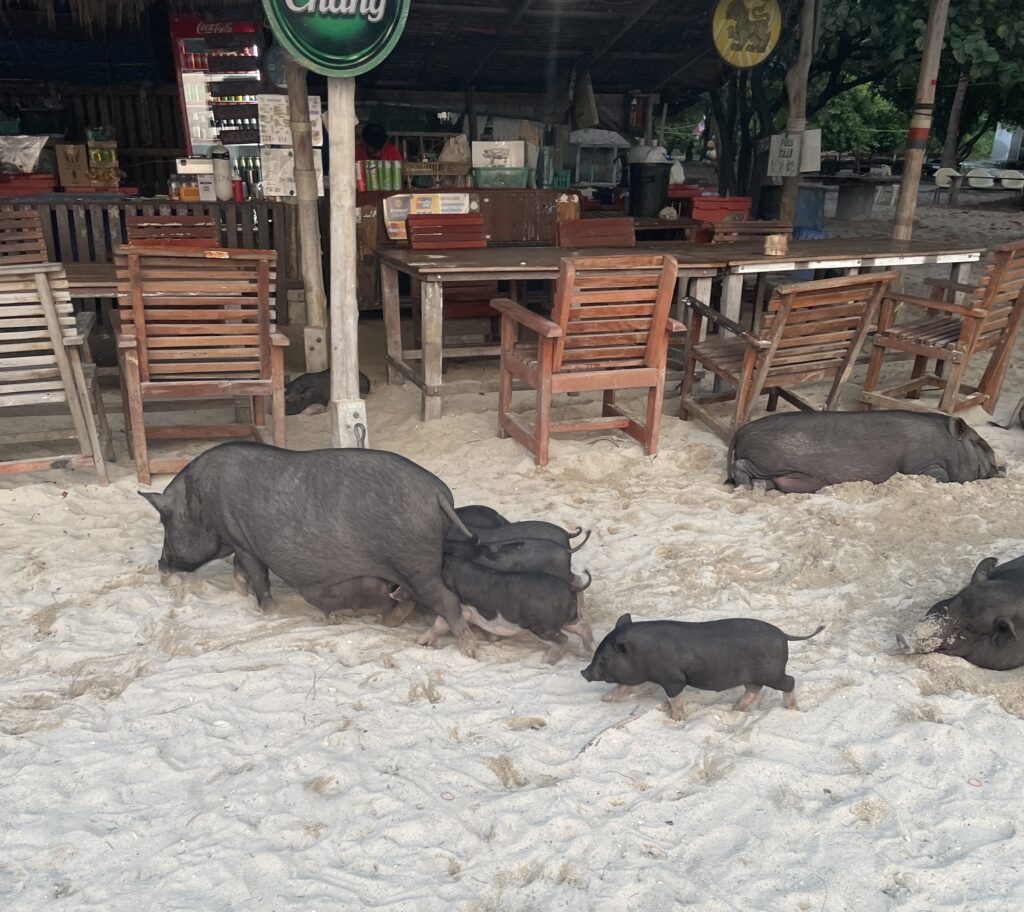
0 117 20 135
473 167 531 188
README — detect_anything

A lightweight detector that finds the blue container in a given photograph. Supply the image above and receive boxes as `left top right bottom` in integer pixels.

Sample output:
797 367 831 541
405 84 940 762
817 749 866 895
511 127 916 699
757 183 827 231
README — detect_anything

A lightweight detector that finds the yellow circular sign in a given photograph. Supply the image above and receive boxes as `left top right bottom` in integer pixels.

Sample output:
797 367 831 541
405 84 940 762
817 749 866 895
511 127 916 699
712 0 783 69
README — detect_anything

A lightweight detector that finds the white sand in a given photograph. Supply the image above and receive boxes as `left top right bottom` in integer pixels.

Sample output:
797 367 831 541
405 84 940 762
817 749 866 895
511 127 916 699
3 197 1024 911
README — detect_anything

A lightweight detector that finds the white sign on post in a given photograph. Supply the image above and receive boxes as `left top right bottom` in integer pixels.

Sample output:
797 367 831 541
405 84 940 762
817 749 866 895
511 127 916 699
799 128 822 173
257 94 323 147
768 133 802 178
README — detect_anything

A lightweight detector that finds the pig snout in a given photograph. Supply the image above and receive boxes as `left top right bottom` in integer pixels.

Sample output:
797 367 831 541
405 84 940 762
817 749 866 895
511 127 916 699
581 664 595 682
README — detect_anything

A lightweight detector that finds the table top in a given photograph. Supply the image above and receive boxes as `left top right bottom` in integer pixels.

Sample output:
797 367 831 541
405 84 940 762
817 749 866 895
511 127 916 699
377 236 986 277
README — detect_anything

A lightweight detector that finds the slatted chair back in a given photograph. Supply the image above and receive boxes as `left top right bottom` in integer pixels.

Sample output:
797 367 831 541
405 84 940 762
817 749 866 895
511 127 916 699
0 263 75 407
755 272 895 387
114 246 277 384
0 209 49 265
960 240 1024 344
549 255 678 374
407 214 488 250
126 214 222 248
556 218 636 249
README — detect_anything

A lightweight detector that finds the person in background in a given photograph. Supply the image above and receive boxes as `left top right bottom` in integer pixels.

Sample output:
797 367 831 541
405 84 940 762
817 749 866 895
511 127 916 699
357 122 402 162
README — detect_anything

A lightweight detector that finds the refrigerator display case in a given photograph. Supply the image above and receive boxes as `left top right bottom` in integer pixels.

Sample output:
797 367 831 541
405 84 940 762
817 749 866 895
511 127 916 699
170 13 264 194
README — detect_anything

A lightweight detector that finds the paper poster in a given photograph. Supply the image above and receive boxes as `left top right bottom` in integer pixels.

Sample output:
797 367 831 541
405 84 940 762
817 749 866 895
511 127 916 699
767 132 801 178
260 146 324 198
258 94 323 147
382 193 476 240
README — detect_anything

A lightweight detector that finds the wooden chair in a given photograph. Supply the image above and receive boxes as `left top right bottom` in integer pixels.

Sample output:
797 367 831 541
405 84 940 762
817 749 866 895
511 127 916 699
0 209 50 264
493 255 682 466
860 240 1024 416
126 214 222 248
556 217 636 249
680 272 897 440
407 214 500 347
0 262 112 482
111 246 287 484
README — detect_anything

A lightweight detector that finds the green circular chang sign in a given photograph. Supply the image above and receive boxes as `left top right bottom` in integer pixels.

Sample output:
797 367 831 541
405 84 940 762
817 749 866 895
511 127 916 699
262 0 410 78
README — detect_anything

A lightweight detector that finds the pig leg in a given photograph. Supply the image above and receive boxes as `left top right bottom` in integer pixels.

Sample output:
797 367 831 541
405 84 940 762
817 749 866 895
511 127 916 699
383 599 417 628
602 684 638 703
774 674 798 709
562 620 595 655
734 684 763 712
770 474 824 494
407 576 478 659
417 614 451 648
234 551 272 608
664 681 688 721
540 631 569 665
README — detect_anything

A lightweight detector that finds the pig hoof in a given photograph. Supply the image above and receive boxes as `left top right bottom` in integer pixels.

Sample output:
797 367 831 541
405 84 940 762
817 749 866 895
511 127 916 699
256 597 278 614
160 571 182 587
458 629 479 659
383 601 416 628
544 645 566 665
416 631 440 649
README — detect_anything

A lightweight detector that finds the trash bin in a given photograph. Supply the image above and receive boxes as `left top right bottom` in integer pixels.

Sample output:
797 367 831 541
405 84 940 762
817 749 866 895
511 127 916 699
757 183 827 231
628 162 672 218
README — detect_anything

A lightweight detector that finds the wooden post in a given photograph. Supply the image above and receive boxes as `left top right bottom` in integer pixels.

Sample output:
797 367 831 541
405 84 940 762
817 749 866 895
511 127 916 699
328 76 368 447
893 0 951 241
285 51 329 373
779 0 816 225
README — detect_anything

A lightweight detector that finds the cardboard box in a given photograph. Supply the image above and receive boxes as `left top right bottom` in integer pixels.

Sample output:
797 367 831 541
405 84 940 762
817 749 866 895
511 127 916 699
56 144 92 188
472 141 524 169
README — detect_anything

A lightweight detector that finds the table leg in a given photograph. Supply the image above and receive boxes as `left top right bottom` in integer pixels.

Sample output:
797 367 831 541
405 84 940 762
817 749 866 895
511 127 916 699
382 263 403 385
950 261 971 306
421 280 443 421
691 276 713 342
721 273 745 329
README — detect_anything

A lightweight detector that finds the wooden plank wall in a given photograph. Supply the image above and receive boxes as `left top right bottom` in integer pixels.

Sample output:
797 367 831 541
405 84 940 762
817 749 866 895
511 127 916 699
0 81 184 196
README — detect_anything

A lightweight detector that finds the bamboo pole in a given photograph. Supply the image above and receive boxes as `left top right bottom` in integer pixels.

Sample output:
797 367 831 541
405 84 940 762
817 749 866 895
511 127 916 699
893 0 951 241
285 51 329 373
328 76 368 448
779 0 816 225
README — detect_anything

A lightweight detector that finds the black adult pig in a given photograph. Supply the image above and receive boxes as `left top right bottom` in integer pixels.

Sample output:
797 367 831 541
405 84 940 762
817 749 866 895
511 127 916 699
581 614 824 721
141 441 478 656
728 411 1003 494
897 555 1024 670
285 370 371 416
421 556 594 663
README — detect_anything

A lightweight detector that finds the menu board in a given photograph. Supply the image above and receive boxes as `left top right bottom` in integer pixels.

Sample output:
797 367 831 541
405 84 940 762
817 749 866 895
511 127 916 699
261 146 324 198
258 94 323 147
382 193 477 240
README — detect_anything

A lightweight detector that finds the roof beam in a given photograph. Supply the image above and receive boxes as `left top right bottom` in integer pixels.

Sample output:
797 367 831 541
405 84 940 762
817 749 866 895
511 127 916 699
462 0 538 89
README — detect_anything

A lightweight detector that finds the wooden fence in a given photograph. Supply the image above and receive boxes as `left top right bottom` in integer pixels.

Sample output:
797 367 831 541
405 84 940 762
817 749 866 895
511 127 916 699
0 198 292 318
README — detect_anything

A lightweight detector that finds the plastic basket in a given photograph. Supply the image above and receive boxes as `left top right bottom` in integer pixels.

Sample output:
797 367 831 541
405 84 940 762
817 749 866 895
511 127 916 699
473 167 531 188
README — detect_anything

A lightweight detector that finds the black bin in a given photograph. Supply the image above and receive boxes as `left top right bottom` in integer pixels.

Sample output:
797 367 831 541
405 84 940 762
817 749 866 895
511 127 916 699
628 162 672 218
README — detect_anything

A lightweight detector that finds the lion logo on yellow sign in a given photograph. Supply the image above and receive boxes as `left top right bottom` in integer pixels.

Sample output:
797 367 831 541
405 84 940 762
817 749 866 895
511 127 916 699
712 0 782 69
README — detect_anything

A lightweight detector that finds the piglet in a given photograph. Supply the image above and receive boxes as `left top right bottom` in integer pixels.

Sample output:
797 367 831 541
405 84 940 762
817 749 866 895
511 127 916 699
581 614 823 721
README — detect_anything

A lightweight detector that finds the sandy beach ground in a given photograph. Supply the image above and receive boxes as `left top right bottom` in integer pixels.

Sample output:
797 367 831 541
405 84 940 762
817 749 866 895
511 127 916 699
2 191 1024 911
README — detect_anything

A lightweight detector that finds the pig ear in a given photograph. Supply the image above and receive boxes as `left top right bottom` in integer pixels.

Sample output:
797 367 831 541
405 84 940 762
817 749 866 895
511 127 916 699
992 616 1018 646
948 417 969 440
139 491 168 516
614 613 632 629
972 558 999 584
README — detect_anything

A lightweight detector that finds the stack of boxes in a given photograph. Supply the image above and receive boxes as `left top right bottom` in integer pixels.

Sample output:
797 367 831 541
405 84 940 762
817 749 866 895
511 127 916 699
55 131 121 192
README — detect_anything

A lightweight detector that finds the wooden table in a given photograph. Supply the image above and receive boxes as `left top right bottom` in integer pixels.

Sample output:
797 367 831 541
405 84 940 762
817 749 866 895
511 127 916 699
379 244 722 420
379 237 985 420
714 236 984 326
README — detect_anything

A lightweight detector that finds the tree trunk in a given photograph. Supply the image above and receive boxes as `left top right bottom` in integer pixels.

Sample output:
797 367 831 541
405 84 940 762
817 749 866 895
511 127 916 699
940 73 969 169
779 0 817 225
709 85 737 196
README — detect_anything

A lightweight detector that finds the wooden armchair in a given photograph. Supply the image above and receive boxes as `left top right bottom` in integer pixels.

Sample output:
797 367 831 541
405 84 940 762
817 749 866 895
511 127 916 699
860 239 1024 415
111 246 287 484
680 272 897 440
556 217 636 249
407 214 500 347
494 254 682 466
126 214 222 248
0 209 50 264
0 262 112 482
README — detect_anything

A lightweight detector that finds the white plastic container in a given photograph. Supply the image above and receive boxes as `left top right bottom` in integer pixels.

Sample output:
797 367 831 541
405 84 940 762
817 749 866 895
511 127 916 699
211 142 233 202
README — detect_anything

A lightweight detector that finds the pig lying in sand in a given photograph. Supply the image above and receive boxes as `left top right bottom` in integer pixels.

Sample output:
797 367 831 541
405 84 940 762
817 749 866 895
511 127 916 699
898 555 1024 670
284 370 371 416
582 614 824 721
728 411 1003 493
